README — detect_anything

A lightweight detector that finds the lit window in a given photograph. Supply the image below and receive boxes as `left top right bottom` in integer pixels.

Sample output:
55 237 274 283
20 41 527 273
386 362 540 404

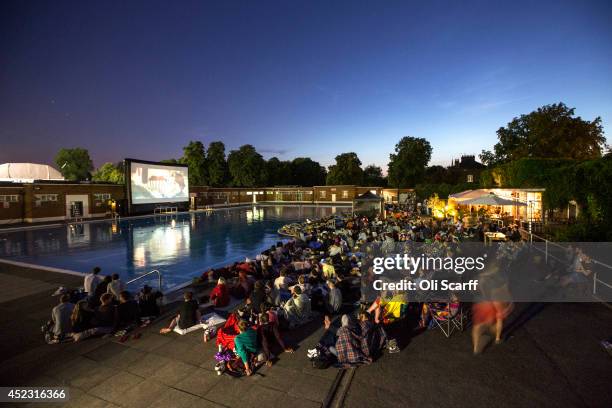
0 195 19 203
467 174 474 183
35 194 58 202
342 190 349 199
93 193 111 200
320 191 326 198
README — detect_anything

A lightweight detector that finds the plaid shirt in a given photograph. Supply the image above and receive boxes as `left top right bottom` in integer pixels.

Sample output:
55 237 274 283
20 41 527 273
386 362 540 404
335 325 369 367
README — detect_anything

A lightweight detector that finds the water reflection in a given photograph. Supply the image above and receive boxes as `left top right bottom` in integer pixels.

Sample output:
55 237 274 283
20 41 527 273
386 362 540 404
0 205 345 290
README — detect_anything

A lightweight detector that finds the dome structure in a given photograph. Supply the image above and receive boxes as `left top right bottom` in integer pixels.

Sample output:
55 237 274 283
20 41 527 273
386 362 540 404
0 163 65 182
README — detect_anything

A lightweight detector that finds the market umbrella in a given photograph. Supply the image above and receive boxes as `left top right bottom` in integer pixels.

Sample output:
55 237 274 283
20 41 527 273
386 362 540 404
460 192 526 206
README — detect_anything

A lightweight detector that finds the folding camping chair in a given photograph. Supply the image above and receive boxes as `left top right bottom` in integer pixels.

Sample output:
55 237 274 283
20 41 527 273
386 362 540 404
428 302 465 338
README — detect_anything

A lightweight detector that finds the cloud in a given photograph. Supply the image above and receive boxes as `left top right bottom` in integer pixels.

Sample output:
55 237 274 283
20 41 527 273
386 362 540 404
259 148 290 156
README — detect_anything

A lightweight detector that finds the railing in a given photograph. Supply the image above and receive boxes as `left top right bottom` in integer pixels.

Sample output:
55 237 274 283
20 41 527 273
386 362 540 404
154 206 178 215
520 229 612 300
126 269 163 292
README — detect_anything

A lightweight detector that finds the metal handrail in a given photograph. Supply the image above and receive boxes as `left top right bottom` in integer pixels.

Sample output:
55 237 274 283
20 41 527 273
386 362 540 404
126 269 163 292
520 228 612 298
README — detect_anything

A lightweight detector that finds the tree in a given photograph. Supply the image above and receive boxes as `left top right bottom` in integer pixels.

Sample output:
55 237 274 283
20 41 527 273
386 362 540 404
266 157 292 186
290 157 326 186
326 152 363 185
92 162 124 184
387 136 432 188
160 158 179 164
423 165 448 184
181 141 208 186
227 144 267 187
363 165 386 186
207 141 229 187
480 102 606 166
55 148 93 181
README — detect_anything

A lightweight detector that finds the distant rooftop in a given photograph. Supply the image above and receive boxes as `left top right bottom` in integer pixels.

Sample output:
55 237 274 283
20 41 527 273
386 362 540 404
0 163 64 183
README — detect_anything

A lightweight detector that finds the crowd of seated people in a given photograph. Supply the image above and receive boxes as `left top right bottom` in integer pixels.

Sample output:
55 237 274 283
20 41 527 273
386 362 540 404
43 267 163 344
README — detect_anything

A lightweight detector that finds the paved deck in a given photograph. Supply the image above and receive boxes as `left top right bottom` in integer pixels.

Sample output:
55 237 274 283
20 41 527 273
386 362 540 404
0 263 337 407
1 263 611 407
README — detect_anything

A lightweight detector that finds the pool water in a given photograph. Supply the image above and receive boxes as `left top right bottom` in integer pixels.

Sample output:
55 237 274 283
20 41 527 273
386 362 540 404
0 205 345 291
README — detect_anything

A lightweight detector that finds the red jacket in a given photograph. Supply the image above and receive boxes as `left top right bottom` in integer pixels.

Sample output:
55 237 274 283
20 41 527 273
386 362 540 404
210 284 230 307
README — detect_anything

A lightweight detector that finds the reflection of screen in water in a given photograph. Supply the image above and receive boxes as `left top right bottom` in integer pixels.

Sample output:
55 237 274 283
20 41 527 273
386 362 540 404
130 162 189 204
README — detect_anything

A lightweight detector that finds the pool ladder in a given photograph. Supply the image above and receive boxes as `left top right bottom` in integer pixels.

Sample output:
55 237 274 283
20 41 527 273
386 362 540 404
126 269 163 292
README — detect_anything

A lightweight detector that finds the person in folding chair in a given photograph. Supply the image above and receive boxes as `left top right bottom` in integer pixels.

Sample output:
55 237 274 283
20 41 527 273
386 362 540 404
367 290 408 325
422 293 462 337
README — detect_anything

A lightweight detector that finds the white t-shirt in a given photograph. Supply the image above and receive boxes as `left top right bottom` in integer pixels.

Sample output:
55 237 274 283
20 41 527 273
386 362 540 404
84 274 101 294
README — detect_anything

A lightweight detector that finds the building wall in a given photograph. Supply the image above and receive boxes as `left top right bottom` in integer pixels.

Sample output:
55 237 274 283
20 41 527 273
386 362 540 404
0 185 25 224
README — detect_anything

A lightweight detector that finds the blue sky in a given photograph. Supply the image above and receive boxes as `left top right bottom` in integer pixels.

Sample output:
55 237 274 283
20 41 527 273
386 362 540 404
1 0 611 170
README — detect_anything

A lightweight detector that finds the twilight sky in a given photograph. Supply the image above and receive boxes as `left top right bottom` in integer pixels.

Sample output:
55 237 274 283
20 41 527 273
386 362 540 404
1 0 611 171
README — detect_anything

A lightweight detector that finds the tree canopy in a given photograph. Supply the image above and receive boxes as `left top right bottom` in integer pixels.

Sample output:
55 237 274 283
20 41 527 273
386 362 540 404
91 162 124 184
326 152 363 185
207 141 229 187
181 141 208 186
363 165 386 186
55 148 94 181
480 102 606 166
227 144 267 187
387 136 432 188
291 157 326 186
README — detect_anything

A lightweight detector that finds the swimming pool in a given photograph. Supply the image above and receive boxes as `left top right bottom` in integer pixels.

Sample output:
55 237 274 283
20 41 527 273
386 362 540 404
0 205 346 291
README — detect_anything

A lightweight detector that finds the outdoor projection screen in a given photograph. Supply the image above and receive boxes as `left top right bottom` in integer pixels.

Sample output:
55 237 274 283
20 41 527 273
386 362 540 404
127 159 189 205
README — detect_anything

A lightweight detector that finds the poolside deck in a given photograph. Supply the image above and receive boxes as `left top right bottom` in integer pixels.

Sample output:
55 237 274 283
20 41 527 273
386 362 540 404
1 263 611 407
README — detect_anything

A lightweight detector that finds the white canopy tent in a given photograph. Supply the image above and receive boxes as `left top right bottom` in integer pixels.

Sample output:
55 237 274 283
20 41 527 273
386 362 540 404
0 163 64 182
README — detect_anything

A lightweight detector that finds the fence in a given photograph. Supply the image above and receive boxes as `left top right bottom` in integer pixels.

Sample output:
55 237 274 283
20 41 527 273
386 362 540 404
520 229 612 302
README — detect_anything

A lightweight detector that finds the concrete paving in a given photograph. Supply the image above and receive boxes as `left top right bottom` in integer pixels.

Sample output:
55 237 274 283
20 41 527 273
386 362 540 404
0 263 338 407
1 263 611 407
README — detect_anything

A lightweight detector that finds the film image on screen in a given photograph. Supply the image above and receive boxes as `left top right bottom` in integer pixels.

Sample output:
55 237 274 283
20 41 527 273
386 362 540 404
128 160 189 204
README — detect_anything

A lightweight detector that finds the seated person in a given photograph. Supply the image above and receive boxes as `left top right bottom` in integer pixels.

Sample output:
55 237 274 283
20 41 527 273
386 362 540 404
107 273 125 300
258 312 293 366
274 269 292 302
45 294 74 343
335 314 370 367
160 291 201 333
325 280 343 315
321 259 336 280
358 311 386 360
90 275 112 308
73 293 116 342
210 277 230 308
367 291 408 324
115 291 140 330
70 299 93 333
281 286 312 328
247 280 266 313
138 285 162 318
291 275 312 296
420 293 460 328
230 270 253 300
234 320 262 376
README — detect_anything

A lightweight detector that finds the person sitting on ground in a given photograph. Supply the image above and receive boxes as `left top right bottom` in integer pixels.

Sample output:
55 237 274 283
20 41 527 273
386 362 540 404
230 270 253 300
274 269 292 302
83 266 102 298
281 286 312 328
73 293 116 342
234 319 262 376
258 312 293 366
292 274 312 296
321 258 336 280
367 291 408 324
210 277 230 308
90 275 112 308
70 299 93 333
358 311 386 360
247 280 266 313
115 291 140 330
46 294 74 343
326 280 343 315
137 285 162 318
335 314 370 367
160 291 201 333
107 273 125 300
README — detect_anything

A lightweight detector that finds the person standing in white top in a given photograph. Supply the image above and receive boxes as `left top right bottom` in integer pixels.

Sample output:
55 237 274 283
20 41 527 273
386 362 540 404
84 267 102 296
